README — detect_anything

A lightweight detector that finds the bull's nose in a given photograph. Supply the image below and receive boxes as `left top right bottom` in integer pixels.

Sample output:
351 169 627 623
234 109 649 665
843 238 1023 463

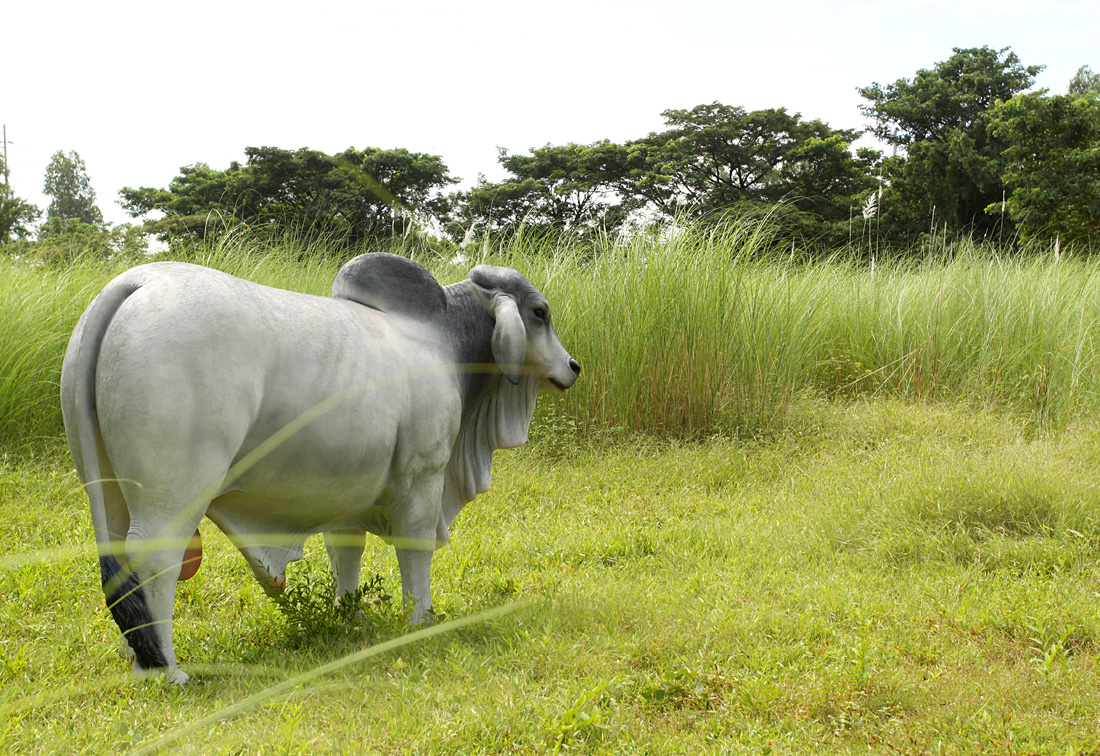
569 358 581 375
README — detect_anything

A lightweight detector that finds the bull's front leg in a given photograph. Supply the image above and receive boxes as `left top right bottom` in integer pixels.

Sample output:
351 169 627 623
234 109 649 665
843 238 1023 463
324 528 366 599
395 544 434 623
391 471 445 624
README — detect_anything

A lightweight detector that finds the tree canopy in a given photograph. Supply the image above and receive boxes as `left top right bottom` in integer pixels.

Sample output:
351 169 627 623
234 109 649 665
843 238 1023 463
450 105 879 247
1069 65 1100 98
121 146 456 246
858 46 1044 242
8 45 1093 258
990 91 1100 245
447 141 627 240
0 155 41 244
625 103 878 243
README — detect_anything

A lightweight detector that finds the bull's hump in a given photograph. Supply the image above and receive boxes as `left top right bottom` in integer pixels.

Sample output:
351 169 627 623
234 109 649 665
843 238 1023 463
331 253 445 321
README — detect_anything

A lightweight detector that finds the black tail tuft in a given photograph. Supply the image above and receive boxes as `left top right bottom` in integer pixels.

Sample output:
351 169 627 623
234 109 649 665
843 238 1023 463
99 556 168 670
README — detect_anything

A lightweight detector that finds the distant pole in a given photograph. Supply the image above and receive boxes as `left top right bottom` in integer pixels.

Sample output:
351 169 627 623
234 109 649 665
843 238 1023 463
2 124 9 185
2 125 10 244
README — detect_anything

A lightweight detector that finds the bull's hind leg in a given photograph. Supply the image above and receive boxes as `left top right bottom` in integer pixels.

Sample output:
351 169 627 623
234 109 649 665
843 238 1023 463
90 448 139 663
123 518 205 684
120 475 221 685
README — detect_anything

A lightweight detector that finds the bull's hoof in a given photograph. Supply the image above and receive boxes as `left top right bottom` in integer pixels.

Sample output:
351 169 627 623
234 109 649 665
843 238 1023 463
259 572 286 595
407 605 444 626
133 665 191 686
166 668 191 686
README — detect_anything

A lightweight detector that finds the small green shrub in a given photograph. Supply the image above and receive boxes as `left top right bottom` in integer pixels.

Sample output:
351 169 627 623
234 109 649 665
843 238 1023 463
269 570 400 648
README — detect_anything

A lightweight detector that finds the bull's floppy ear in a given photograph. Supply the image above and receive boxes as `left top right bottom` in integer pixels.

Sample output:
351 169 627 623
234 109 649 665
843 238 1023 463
491 295 526 385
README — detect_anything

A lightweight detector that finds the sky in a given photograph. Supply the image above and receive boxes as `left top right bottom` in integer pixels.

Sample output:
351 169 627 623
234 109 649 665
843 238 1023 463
5 0 1099 229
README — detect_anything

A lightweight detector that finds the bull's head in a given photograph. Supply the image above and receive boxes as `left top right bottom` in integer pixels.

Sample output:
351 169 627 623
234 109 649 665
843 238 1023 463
468 265 581 390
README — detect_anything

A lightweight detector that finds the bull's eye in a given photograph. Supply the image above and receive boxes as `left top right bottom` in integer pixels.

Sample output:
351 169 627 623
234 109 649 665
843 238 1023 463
533 308 547 321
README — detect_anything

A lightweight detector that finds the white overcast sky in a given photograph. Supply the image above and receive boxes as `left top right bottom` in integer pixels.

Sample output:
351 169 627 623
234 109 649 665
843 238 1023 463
5 0 1098 228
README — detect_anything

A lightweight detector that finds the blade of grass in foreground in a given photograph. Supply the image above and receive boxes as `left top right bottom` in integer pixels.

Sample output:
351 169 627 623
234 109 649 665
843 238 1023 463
127 600 531 756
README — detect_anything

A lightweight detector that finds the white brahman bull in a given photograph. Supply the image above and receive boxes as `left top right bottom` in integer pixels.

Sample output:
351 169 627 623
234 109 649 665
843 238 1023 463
60 252 580 684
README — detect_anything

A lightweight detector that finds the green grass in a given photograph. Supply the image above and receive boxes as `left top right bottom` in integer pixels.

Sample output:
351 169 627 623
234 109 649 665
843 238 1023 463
3 401 1100 754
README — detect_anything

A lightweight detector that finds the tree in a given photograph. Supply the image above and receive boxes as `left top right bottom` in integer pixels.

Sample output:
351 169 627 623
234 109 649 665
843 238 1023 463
618 103 878 244
121 146 456 246
858 46 1042 242
450 103 878 247
989 91 1100 246
447 141 627 240
118 161 238 237
623 104 807 216
1068 65 1100 98
41 150 104 234
448 176 550 239
0 155 41 244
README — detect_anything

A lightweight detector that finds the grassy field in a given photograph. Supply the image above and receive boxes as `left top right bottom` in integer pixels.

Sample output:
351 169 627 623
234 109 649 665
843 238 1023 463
3 402 1100 754
3 224 1100 753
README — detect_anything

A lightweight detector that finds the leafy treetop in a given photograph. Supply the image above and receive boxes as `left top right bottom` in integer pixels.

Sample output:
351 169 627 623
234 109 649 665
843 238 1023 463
1068 65 1100 98
858 46 1044 241
41 150 104 233
121 146 456 246
858 46 1042 147
991 90 1100 245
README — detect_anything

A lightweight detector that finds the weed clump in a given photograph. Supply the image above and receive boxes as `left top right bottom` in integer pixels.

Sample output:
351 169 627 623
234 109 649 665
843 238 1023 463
270 571 400 648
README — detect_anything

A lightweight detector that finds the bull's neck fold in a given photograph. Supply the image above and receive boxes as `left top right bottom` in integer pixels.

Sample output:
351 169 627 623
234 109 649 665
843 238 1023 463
436 280 540 537
441 280 497 400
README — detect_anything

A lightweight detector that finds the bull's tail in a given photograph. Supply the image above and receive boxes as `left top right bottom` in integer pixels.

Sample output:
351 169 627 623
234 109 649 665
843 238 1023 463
61 275 168 671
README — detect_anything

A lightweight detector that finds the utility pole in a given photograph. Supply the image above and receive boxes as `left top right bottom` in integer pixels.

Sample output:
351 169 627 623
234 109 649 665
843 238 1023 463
2 125 11 244
1 125 9 185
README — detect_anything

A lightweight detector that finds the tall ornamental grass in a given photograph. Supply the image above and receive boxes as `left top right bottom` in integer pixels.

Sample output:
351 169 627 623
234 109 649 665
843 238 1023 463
499 229 1100 438
504 221 817 436
811 247 1100 427
0 259 119 455
3 222 1100 455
